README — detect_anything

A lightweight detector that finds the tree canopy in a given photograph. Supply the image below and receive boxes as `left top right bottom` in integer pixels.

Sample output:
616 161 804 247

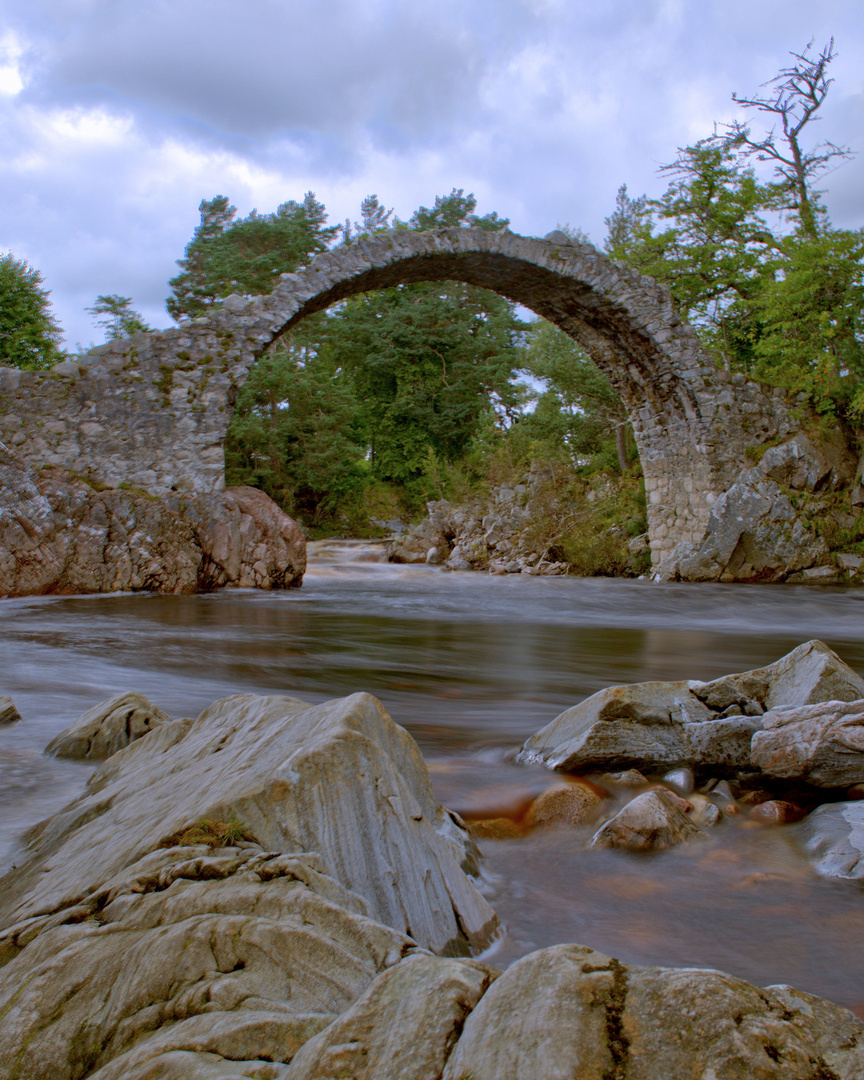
0 254 63 370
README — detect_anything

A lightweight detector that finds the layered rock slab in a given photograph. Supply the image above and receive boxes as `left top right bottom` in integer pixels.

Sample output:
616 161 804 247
0 692 495 953
751 699 864 787
0 692 499 1078
522 640 864 773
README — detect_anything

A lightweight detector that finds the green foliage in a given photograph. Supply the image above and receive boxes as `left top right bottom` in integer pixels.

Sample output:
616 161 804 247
605 42 863 415
513 319 635 473
225 322 369 529
86 294 151 340
752 230 864 412
162 815 256 849
0 253 63 369
166 192 338 320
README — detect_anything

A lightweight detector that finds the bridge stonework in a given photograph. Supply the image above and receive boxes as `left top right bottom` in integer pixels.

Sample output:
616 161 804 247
0 228 797 569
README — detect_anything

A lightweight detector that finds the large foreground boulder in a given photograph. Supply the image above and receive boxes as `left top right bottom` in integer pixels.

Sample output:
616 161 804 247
522 640 864 774
0 692 495 954
0 444 305 596
439 944 864 1080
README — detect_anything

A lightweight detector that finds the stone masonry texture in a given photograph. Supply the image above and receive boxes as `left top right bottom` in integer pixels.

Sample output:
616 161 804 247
0 228 799 566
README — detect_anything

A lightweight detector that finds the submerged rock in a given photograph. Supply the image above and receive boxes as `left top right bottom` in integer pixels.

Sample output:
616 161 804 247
751 699 864 787
590 788 705 851
45 691 174 760
524 781 605 829
522 640 864 774
797 801 864 881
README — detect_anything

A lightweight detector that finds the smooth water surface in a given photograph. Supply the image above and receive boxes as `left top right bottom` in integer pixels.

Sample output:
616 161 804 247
2 542 864 1012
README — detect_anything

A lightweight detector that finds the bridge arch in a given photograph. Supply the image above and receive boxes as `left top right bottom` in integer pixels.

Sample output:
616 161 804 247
0 228 795 569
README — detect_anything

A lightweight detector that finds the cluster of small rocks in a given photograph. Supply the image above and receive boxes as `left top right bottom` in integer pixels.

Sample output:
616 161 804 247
389 467 636 576
502 640 864 876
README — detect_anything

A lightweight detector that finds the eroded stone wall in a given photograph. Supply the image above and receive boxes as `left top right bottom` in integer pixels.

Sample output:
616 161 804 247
0 228 800 564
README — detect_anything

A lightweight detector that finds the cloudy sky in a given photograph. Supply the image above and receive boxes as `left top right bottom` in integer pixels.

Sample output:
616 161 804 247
1 0 862 349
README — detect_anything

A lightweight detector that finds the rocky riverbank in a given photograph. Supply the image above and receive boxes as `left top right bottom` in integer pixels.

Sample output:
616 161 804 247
391 431 864 583
2 640 864 1076
0 444 305 596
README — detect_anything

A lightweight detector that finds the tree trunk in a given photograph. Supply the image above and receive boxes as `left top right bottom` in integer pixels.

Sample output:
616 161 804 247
616 424 628 474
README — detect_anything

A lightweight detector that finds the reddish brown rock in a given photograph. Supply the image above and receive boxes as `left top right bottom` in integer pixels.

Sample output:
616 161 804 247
747 800 803 825
590 788 705 852
0 446 304 597
525 781 604 829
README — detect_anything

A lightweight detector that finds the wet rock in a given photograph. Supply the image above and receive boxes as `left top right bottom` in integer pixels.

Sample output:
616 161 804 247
521 678 756 773
525 782 604 829
439 943 864 1080
687 793 723 827
597 768 648 789
590 788 705 852
0 692 502 1078
45 691 174 760
662 766 695 795
689 639 864 714
798 800 864 880
522 641 864 779
748 800 803 825
0 696 21 725
0 849 411 1080
285 953 498 1080
468 817 523 840
751 699 864 787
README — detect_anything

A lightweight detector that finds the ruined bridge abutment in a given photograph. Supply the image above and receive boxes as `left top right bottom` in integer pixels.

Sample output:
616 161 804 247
0 228 797 568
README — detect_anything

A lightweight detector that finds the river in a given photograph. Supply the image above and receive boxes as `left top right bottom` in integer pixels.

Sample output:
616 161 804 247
2 540 864 1013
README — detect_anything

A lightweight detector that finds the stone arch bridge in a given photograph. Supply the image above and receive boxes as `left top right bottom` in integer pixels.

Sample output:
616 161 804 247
0 228 796 569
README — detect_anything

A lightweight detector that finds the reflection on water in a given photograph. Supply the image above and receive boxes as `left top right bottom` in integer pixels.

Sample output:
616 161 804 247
1 551 864 1010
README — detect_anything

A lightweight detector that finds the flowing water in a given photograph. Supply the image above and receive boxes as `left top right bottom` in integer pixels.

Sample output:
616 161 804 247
2 540 864 1012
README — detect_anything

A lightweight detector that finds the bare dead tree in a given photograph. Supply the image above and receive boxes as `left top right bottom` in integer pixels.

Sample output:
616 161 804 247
721 39 852 238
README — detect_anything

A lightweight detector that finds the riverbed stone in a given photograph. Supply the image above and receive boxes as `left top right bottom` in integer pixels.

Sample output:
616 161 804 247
0 696 21 725
525 781 604 829
590 787 705 851
45 691 174 760
751 699 864 787
797 801 864 880
439 943 864 1080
